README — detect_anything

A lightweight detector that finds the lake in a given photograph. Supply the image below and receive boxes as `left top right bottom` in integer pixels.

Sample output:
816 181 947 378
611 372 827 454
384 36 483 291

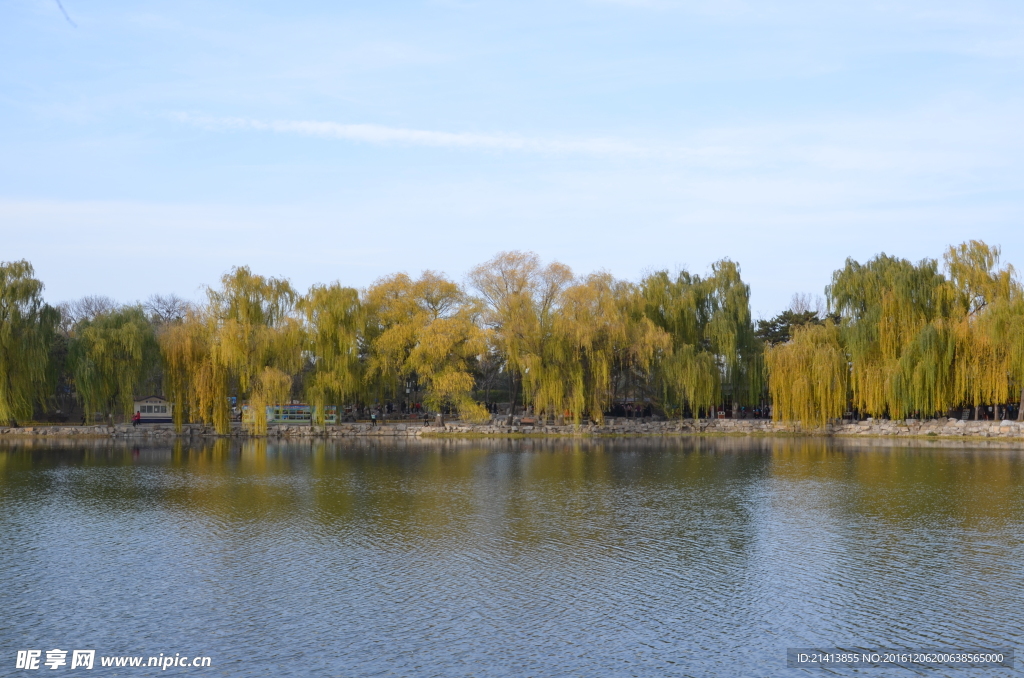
1 437 1021 676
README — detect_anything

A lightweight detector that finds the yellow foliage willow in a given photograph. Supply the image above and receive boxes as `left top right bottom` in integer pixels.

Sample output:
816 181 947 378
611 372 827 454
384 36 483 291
766 323 847 428
300 284 362 426
364 271 488 422
470 252 676 424
819 241 1023 421
161 267 301 434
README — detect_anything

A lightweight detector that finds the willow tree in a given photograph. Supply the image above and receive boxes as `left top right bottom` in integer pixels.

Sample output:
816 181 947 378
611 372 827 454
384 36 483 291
546 273 667 424
818 240 1024 421
825 242 1022 420
159 309 227 432
470 252 667 424
161 267 302 434
944 241 1021 418
985 291 1024 420
300 283 363 425
69 305 159 423
827 253 955 418
640 260 761 418
765 322 847 428
469 251 573 421
0 260 59 425
364 271 488 421
996 301 1024 420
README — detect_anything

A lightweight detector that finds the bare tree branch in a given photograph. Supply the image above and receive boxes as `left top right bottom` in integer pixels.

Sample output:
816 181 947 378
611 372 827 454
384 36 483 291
54 0 76 27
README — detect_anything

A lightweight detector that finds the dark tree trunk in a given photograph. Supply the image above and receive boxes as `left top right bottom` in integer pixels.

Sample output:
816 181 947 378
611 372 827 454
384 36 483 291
506 373 518 426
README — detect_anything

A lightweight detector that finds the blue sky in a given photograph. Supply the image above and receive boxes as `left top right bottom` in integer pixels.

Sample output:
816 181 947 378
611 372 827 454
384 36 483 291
2 0 1022 318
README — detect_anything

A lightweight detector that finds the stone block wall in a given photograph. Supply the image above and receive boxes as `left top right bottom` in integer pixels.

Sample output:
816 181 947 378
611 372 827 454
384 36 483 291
1 417 1022 440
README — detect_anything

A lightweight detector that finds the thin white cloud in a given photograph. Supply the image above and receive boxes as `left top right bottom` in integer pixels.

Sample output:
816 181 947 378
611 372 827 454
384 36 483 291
171 98 1024 180
174 113 652 158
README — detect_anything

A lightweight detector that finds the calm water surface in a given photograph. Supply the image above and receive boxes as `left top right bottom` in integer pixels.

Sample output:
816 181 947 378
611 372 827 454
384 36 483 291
1 437 1022 677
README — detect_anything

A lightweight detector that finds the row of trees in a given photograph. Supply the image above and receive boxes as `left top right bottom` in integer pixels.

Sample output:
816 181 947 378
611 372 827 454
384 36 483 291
0 252 759 432
767 241 1024 426
1 241 1022 431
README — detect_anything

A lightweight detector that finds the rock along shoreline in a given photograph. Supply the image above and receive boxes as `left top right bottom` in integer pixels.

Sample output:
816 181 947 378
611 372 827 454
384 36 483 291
2 417 1023 441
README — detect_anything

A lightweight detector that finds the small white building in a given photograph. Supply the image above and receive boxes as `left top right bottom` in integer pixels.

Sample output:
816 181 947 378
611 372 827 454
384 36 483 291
134 395 173 424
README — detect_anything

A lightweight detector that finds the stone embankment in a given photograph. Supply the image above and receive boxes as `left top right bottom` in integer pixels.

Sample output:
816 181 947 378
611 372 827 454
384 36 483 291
1 417 1023 439
430 417 1024 439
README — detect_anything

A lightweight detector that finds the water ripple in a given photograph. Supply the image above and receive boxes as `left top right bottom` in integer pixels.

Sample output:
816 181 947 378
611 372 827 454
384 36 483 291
0 438 1021 677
